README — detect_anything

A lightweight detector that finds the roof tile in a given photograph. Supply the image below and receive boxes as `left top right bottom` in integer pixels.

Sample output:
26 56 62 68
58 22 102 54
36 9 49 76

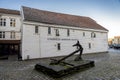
22 6 108 31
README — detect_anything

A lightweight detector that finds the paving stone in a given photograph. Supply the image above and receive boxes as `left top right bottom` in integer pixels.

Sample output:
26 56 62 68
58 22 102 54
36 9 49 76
0 49 120 80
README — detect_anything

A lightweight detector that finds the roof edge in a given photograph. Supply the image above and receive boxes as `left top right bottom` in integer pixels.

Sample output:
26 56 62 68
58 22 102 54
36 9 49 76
0 8 20 15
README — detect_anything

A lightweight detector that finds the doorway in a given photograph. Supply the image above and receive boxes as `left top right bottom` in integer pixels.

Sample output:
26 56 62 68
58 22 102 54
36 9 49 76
0 40 21 60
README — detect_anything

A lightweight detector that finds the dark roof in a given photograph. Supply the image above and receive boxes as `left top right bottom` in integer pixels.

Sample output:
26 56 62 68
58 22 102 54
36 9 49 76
0 8 20 15
22 6 108 31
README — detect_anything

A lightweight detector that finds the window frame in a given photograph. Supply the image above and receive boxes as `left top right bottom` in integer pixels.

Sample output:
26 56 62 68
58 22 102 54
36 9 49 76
0 32 2 38
55 29 59 36
10 32 15 39
0 18 6 26
48 27 51 35
91 32 96 38
67 29 70 36
88 43 91 49
57 43 61 50
10 18 16 27
83 32 85 37
35 26 39 34
0 31 5 38
3 32 5 38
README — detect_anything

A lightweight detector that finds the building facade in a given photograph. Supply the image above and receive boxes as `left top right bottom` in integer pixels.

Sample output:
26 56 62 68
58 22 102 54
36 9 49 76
0 8 21 59
0 7 108 60
113 36 120 44
21 6 108 60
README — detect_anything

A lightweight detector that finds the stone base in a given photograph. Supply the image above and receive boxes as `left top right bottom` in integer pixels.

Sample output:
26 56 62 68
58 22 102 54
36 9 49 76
35 60 94 78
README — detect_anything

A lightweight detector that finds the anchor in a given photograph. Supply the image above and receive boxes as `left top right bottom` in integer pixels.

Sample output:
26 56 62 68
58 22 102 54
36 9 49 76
50 40 83 65
35 41 94 78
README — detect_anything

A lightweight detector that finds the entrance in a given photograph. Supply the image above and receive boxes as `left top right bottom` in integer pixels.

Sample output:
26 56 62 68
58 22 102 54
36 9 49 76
0 40 21 60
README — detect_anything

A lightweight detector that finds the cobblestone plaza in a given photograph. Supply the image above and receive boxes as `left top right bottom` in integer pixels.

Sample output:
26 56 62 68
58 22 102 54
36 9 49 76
0 49 120 80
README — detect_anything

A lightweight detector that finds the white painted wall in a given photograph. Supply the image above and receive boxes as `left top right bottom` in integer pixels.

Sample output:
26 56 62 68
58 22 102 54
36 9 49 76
22 22 108 60
21 24 40 60
0 14 21 40
40 27 76 58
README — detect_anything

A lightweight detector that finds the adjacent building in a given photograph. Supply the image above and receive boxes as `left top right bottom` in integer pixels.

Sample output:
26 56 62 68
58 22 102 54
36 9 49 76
113 36 120 44
108 36 120 49
0 8 21 59
21 6 108 60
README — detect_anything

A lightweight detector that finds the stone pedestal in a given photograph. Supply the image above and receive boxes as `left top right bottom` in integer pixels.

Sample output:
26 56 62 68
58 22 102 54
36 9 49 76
35 60 94 78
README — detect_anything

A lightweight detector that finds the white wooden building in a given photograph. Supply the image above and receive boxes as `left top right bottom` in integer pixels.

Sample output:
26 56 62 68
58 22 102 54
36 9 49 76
21 6 108 60
0 8 21 59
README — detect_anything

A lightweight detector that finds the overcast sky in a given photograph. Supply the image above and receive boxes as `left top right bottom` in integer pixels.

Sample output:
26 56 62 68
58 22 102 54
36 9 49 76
0 0 120 38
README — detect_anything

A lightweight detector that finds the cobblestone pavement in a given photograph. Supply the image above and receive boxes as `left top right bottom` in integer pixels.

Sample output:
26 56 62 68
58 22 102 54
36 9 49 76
1 49 120 80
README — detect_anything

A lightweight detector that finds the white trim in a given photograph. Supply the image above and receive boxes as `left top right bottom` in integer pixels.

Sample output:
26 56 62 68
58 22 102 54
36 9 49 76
20 6 25 21
0 30 20 32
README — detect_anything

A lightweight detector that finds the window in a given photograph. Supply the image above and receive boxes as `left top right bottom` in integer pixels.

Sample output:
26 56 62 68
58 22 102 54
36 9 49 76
10 18 15 27
91 32 96 38
0 18 6 26
67 29 70 36
48 27 51 34
35 26 38 33
88 43 91 49
10 32 15 39
0 32 2 38
83 32 85 37
57 43 61 50
55 29 59 36
0 32 5 38
3 32 5 38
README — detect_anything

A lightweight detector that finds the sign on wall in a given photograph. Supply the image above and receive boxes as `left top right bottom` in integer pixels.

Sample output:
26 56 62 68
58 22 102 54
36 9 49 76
47 38 78 41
